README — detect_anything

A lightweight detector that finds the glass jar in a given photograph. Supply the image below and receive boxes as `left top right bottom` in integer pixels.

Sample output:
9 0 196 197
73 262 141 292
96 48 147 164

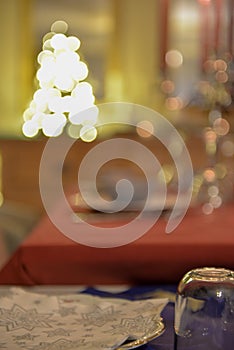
174 267 234 350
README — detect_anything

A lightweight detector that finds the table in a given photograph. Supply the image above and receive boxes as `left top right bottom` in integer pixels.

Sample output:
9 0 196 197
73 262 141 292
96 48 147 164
0 284 232 349
0 203 234 285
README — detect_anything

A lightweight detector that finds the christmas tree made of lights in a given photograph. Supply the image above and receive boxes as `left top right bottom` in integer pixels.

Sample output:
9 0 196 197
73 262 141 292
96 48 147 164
22 21 98 142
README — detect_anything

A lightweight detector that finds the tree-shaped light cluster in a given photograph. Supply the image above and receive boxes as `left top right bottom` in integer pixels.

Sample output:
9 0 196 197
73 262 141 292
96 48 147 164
22 21 98 142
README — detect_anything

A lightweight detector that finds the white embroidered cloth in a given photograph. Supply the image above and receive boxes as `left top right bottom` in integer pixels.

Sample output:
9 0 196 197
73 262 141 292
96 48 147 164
0 287 168 350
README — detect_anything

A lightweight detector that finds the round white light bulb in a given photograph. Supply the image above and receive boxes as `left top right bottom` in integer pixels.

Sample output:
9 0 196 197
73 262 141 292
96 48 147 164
67 36 81 51
42 113 66 137
22 120 39 137
51 33 68 50
80 125 97 142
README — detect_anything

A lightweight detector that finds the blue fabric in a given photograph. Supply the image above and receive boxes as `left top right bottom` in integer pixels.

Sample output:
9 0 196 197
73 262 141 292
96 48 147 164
84 285 234 350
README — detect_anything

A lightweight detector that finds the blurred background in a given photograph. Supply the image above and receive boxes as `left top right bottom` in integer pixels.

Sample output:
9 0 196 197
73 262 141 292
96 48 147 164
0 0 234 263
1 0 234 135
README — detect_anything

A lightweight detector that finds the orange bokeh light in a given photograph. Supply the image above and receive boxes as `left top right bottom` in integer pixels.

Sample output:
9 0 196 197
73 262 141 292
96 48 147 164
203 168 216 182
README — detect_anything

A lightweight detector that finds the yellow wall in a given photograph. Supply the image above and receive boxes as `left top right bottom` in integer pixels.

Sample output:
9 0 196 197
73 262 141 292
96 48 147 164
105 0 164 110
0 0 34 137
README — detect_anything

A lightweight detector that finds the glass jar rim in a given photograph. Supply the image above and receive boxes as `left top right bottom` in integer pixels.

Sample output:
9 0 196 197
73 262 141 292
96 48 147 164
189 267 234 281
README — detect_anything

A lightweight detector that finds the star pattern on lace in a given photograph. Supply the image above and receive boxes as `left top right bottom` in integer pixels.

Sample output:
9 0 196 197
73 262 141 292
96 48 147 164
133 301 166 314
31 338 85 350
13 333 38 341
43 328 71 337
58 306 76 317
80 305 119 327
0 304 52 331
108 314 156 335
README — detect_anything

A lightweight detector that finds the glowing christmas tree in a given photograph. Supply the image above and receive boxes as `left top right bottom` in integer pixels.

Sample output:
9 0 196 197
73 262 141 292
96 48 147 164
22 21 98 142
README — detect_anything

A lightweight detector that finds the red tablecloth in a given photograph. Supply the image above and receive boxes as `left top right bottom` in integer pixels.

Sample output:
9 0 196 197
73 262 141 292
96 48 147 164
0 204 233 285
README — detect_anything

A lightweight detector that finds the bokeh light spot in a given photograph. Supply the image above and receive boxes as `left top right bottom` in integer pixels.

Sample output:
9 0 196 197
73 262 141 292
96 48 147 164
208 185 219 197
213 118 230 136
203 59 215 73
51 20 68 34
204 128 217 143
203 168 216 182
67 124 81 139
214 59 227 71
215 70 228 83
80 125 97 142
221 140 234 157
165 97 183 110
210 195 222 208
165 50 183 68
22 120 39 137
161 80 175 94
202 202 214 215
136 120 154 138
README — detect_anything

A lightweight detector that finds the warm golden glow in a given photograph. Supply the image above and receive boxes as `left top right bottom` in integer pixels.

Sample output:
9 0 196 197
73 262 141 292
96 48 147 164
22 22 98 140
